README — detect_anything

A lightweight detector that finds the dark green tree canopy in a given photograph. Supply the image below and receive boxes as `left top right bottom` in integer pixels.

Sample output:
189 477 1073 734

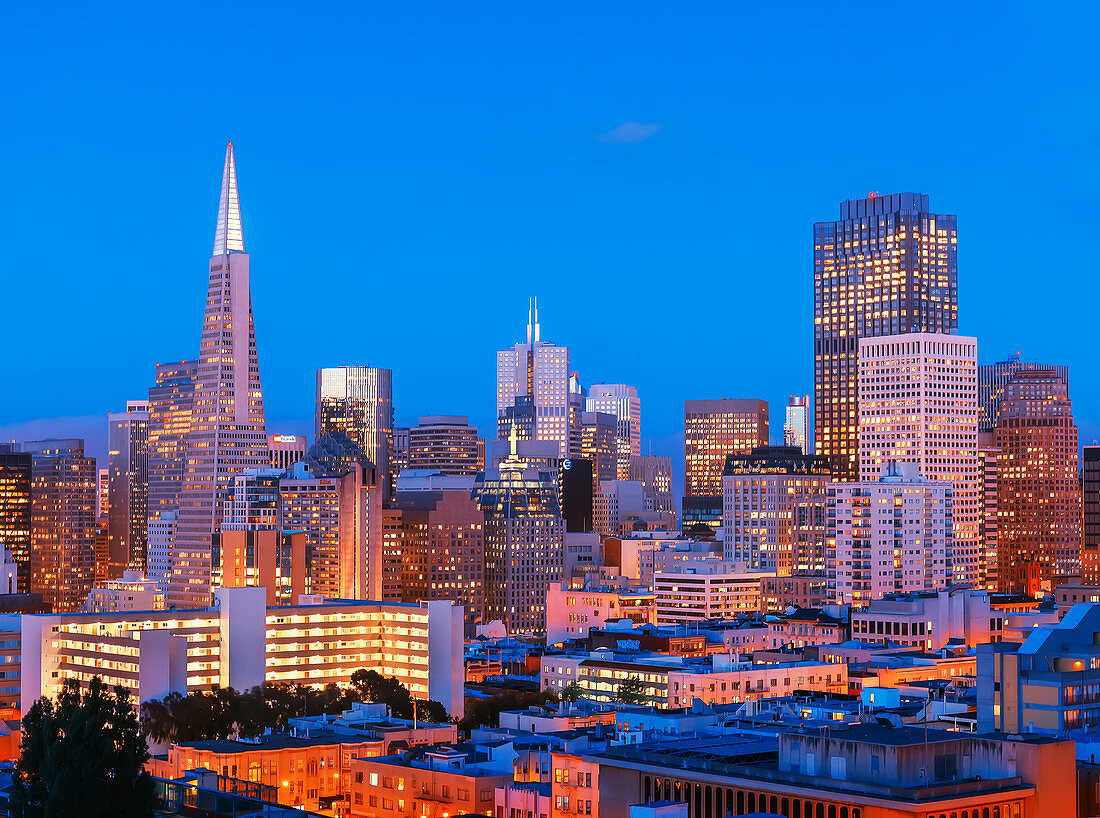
613 675 648 705
12 677 154 818
140 675 451 744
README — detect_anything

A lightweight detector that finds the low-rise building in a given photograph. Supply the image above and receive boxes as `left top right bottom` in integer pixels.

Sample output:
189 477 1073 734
591 725 1074 818
540 650 846 709
653 568 771 624
346 744 513 818
84 568 167 612
1054 583 1100 618
979 602 1100 734
154 729 382 813
850 586 1057 651
546 583 657 644
766 607 847 649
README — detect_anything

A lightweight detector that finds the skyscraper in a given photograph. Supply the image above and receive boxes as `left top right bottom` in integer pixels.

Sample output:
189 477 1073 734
628 454 674 517
0 445 31 593
978 431 1001 592
994 369 1080 593
316 366 394 493
24 439 96 612
407 416 479 475
978 353 1071 432
814 193 958 480
280 433 385 600
146 359 197 518
168 143 269 609
1084 447 1100 585
473 427 564 634
586 384 641 480
857 334 980 585
107 400 150 577
722 446 831 574
783 395 809 454
395 490 485 626
496 298 570 457
683 399 768 497
578 411 618 489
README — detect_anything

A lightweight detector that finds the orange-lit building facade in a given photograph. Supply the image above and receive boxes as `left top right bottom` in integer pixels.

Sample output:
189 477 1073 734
396 490 485 625
25 439 96 612
683 399 768 497
814 193 958 481
994 369 1080 592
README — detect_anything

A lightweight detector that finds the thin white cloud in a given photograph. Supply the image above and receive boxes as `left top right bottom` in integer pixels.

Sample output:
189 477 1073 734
596 121 662 145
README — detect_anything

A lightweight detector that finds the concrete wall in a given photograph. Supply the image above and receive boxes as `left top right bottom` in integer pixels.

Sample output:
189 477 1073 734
426 599 464 717
215 585 266 692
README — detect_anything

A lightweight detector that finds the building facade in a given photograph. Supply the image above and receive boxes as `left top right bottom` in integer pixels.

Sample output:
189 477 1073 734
0 447 31 593
146 359 197 520
473 432 564 634
814 193 958 480
316 366 394 494
684 399 768 497
857 333 981 586
782 395 809 454
978 352 1070 432
169 144 269 608
628 455 674 517
829 461 953 605
267 434 307 471
1083 446 1100 585
586 384 641 481
20 589 465 718
496 298 571 457
407 416 479 476
722 446 831 575
993 368 1080 593
24 439 96 612
395 489 485 626
653 568 768 624
107 400 150 577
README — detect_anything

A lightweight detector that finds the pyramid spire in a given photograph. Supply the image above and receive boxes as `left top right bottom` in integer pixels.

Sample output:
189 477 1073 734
212 142 245 256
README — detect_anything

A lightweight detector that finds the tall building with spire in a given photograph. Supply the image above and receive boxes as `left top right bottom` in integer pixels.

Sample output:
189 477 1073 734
168 144 269 608
496 298 571 457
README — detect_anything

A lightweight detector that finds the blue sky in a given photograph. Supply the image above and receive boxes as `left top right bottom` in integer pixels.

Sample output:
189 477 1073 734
3 3 1099 493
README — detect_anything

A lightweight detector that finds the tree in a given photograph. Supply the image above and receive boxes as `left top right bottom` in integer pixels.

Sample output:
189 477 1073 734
12 677 154 818
613 675 648 705
351 669 449 722
561 681 584 703
457 690 558 733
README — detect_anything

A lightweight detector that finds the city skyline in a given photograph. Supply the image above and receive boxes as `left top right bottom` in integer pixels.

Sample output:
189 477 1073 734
4 6 1100 491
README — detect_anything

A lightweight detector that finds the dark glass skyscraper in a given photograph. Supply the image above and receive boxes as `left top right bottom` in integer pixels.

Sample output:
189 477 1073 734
107 401 150 577
813 193 957 479
316 366 394 495
0 445 31 592
24 439 96 612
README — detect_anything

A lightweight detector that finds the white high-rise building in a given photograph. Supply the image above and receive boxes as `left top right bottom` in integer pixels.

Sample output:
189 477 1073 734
496 298 570 457
829 462 953 605
586 384 641 480
858 333 979 586
783 395 809 454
